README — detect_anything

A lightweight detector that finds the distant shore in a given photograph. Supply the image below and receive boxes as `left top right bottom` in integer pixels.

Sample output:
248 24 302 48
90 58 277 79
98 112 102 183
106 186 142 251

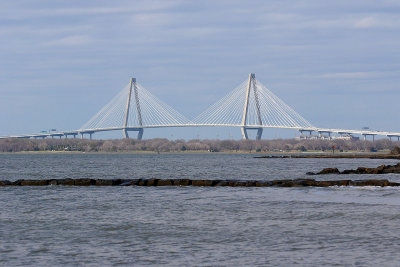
1 137 399 153
255 154 400 159
1 150 398 158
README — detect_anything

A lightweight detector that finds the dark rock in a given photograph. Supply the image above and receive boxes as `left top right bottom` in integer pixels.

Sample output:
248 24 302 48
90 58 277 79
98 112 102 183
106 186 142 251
329 180 351 186
2 177 400 188
269 179 292 186
57 179 75 186
306 172 316 175
192 180 214 186
255 181 271 187
172 179 191 186
119 180 138 186
314 180 344 186
0 180 11 186
95 179 114 186
49 180 58 185
383 166 400 174
355 167 368 174
317 168 340 175
315 163 400 175
245 181 257 187
314 181 334 187
191 180 204 186
358 165 385 174
157 179 174 186
21 180 49 186
111 179 131 186
74 179 95 186
266 179 295 187
231 181 247 187
341 169 356 174
350 179 389 187
137 179 147 186
292 179 317 187
225 180 236 186
215 180 229 186
146 178 159 186
12 180 24 186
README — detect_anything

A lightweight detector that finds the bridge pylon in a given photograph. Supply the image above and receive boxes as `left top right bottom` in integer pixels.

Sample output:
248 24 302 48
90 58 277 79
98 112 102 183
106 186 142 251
192 73 314 140
241 73 263 140
79 75 190 140
123 77 144 140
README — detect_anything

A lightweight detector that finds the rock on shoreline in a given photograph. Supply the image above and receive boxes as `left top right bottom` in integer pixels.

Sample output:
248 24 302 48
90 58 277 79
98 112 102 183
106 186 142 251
308 163 400 175
0 178 399 187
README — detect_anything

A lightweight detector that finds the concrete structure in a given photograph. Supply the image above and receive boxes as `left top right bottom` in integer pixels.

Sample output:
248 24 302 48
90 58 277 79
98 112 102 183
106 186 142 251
241 73 263 140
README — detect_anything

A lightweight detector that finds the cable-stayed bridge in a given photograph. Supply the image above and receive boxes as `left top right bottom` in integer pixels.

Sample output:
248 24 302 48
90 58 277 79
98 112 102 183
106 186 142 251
2 73 400 141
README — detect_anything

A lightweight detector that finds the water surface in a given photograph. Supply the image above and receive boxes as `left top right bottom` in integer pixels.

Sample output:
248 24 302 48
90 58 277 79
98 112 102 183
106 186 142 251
1 153 400 266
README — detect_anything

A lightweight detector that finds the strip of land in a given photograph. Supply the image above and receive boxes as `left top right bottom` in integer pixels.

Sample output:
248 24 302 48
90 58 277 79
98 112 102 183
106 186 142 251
1 138 399 153
0 178 399 187
255 154 400 159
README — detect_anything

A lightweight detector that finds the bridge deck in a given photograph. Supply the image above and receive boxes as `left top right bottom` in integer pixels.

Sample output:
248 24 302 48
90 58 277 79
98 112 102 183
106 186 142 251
2 124 400 139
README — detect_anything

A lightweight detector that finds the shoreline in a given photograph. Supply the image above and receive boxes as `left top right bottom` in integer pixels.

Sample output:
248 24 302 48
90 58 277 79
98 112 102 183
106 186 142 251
255 154 400 159
0 150 396 156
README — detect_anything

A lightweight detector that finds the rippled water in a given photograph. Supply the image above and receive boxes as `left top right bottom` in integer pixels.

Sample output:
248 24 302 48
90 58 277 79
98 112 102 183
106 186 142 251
1 153 400 266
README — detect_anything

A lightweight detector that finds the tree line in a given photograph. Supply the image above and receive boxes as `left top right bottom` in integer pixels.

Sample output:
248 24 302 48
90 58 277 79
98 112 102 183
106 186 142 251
0 138 399 153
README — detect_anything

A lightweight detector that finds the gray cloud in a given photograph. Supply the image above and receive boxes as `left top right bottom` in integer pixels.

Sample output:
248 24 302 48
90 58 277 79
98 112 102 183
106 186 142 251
0 0 399 137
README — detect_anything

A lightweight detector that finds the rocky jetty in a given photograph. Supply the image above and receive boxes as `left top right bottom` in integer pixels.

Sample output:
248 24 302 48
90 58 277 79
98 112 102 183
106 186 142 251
307 163 400 175
0 178 399 187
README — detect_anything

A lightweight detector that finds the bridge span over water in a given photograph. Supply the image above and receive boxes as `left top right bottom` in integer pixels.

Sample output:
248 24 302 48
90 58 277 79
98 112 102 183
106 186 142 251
2 74 400 141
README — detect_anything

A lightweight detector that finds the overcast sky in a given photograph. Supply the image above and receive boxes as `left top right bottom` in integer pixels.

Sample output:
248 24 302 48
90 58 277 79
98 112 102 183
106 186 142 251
1 0 399 139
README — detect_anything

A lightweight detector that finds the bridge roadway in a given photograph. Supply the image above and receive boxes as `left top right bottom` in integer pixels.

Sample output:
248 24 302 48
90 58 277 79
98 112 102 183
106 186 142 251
1 124 400 140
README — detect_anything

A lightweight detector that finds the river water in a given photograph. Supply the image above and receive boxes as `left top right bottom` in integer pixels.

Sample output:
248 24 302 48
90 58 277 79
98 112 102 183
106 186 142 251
1 153 400 266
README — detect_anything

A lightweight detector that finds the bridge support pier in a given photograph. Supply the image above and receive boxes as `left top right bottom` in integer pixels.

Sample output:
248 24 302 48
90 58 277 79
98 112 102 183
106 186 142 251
123 129 129 139
137 129 143 140
79 132 94 139
241 128 263 140
299 130 313 139
363 134 376 142
123 128 144 140
256 128 263 140
64 133 77 139
241 127 263 140
387 135 400 141
241 127 248 140
318 131 332 139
